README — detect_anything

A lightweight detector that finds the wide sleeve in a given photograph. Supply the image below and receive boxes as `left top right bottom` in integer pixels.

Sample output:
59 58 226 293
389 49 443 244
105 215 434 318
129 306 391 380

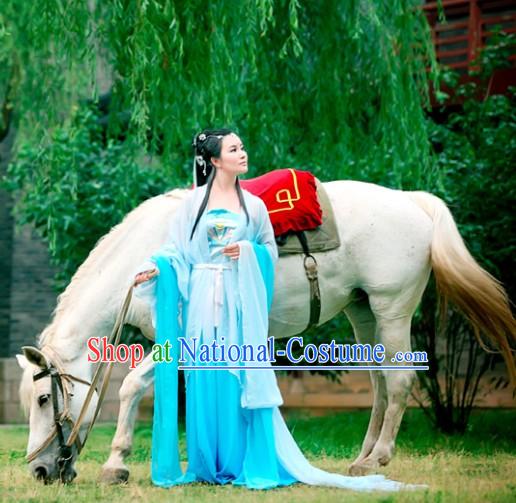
236 197 283 409
132 193 192 328
249 197 278 312
254 198 278 260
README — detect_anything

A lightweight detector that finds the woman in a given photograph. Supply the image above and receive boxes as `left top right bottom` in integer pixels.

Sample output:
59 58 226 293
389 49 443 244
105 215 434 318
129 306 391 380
133 128 427 492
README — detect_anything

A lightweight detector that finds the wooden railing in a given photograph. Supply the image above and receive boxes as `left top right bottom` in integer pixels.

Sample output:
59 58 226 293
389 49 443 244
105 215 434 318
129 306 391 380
423 0 516 105
424 0 515 70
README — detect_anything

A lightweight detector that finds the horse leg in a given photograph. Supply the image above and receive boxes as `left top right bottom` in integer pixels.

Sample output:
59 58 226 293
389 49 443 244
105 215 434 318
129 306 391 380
343 296 388 476
100 351 155 484
355 313 415 472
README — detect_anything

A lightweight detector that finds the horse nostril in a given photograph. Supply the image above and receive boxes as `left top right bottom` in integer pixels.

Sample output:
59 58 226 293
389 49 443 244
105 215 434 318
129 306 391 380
35 465 47 480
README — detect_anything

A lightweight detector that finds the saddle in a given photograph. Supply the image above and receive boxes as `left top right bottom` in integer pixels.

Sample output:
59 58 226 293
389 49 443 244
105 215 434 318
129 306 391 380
240 168 340 254
242 169 341 331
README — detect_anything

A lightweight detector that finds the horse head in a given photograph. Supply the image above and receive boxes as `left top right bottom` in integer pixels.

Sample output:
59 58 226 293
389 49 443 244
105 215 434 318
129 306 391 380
17 345 99 484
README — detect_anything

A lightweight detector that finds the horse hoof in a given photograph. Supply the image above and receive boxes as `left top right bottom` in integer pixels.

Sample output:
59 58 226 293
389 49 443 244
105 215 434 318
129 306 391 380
348 460 375 476
99 467 130 485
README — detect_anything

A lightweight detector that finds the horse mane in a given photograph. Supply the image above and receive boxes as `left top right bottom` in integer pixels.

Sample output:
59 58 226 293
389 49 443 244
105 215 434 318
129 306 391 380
37 188 187 348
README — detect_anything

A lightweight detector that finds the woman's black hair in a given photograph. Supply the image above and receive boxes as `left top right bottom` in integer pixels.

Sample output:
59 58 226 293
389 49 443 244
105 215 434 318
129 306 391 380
189 128 250 240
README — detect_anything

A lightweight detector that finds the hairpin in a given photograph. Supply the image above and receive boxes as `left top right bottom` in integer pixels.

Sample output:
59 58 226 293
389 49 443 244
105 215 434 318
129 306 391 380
195 155 207 176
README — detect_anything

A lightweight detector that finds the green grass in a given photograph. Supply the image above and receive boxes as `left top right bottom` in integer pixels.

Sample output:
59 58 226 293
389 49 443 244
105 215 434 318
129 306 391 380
1 409 515 502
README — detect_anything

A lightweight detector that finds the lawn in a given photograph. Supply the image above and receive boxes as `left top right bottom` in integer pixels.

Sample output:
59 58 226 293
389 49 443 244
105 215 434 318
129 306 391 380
1 409 514 502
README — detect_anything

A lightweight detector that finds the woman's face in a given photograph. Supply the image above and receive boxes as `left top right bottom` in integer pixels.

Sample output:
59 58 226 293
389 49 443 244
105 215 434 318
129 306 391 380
211 133 248 175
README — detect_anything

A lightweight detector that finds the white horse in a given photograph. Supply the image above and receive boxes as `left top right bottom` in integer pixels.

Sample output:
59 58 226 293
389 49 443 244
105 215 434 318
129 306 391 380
17 180 516 484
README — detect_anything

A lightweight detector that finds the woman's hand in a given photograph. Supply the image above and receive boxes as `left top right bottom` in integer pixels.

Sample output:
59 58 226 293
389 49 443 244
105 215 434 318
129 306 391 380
134 268 159 286
222 242 240 260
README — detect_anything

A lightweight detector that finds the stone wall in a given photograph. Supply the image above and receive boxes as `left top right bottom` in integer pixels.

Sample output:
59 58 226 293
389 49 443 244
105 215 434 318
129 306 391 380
0 358 153 424
276 366 515 412
1 357 513 425
0 126 15 358
8 225 60 357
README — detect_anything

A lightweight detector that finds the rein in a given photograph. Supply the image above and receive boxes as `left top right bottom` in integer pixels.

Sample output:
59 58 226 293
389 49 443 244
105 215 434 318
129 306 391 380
26 285 134 481
26 232 322 480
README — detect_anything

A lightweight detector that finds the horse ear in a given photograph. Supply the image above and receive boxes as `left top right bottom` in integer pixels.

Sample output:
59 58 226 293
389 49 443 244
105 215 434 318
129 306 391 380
21 346 49 369
16 354 28 370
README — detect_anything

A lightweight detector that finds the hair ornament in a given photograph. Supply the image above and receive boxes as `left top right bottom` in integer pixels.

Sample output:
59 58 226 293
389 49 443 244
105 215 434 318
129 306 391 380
195 155 207 176
192 133 225 185
195 132 223 147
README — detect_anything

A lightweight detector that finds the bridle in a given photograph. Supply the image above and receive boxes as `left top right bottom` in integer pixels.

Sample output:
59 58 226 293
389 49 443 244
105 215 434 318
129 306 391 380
29 348 92 479
26 285 134 482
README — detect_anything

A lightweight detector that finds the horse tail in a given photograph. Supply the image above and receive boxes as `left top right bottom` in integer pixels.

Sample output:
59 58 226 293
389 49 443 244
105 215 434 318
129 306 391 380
407 190 516 389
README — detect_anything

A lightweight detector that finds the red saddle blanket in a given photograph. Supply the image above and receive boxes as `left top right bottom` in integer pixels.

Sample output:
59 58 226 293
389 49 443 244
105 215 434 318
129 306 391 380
240 168 322 236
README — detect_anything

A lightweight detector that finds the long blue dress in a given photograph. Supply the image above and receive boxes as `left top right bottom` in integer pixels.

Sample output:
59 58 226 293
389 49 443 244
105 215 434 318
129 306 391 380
181 208 297 489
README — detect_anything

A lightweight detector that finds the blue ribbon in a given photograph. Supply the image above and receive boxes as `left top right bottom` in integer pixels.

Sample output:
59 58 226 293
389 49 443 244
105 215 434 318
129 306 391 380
150 255 183 486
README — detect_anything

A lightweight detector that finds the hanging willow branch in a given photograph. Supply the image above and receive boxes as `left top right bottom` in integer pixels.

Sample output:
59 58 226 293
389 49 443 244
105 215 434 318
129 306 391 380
1 0 440 188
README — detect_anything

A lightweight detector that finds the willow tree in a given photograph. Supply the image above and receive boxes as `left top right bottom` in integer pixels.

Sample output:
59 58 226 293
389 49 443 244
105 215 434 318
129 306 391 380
1 0 440 183
1 0 441 282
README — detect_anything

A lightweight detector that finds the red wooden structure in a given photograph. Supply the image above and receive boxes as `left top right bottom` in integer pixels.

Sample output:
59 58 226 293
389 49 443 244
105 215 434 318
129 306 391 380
423 0 516 106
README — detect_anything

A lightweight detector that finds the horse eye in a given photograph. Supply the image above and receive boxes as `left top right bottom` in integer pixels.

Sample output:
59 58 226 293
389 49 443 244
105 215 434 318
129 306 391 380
38 394 50 407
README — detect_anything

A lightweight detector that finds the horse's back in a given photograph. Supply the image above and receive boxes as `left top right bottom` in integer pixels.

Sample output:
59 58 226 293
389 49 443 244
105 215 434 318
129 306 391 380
322 180 433 292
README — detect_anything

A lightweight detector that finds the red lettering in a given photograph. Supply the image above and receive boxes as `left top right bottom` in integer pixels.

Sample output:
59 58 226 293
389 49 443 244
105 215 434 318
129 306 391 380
87 337 100 363
116 344 129 363
88 338 145 368
129 344 144 369
101 337 115 362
